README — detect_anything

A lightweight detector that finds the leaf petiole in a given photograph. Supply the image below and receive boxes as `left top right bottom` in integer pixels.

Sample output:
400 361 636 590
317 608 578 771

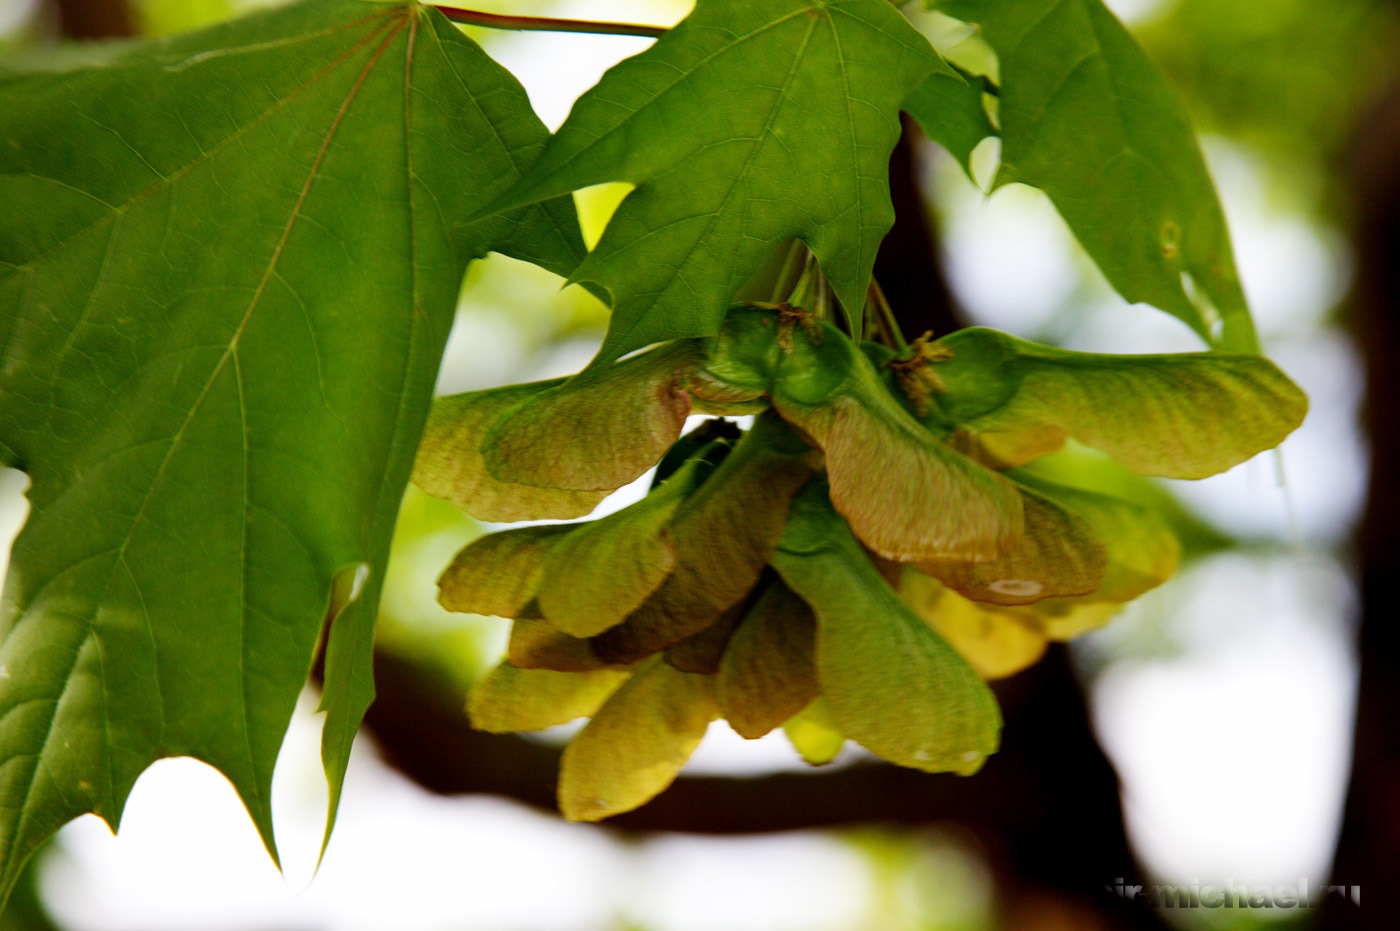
431 5 667 39
866 279 909 353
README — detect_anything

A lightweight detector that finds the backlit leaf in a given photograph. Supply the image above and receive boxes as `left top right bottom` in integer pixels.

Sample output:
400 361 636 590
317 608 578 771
415 381 606 522
903 471 1182 677
467 663 628 733
900 573 1049 679
485 0 949 359
1010 468 1180 605
437 524 573 619
915 484 1105 605
929 327 1307 478
772 483 1001 774
483 341 699 492
783 698 847 765
937 0 1258 350
558 657 718 822
0 0 584 896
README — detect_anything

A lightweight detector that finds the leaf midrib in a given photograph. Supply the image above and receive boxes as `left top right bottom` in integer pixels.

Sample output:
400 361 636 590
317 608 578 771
1 11 411 872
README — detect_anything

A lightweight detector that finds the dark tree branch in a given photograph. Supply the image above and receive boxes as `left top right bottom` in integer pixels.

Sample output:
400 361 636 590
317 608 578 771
53 0 132 38
873 115 966 339
1323 64 1400 930
364 645 1167 928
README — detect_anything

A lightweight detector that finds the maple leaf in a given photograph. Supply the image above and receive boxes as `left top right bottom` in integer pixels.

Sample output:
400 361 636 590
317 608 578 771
486 0 951 361
0 0 582 900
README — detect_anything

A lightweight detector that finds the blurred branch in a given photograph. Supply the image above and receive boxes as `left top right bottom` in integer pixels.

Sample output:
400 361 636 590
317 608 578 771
53 0 132 38
873 115 965 339
363 646 1169 928
1324 57 1400 929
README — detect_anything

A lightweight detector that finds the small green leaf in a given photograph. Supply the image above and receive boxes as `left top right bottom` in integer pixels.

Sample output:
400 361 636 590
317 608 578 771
483 341 700 492
415 381 607 522
467 663 628 733
937 0 1256 349
539 457 711 637
772 321 1024 562
717 579 820 739
437 524 573 619
915 484 1106 605
558 657 718 822
771 483 1001 774
484 0 949 359
592 413 817 663
929 327 1307 478
782 699 846 765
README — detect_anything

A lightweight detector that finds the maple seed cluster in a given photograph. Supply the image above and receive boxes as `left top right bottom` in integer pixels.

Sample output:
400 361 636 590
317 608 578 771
413 303 1307 821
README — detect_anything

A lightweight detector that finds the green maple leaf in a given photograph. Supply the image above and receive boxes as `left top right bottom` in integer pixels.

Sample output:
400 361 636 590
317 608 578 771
0 0 583 901
486 0 949 361
937 0 1257 351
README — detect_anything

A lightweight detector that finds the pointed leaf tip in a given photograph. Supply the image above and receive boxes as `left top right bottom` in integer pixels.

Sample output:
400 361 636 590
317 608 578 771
0 0 584 898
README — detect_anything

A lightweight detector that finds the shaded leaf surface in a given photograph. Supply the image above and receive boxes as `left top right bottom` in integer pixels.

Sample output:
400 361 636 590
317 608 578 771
0 0 583 896
509 616 615 672
488 0 948 359
938 0 1256 350
716 579 820 739
929 327 1307 478
772 484 1000 774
